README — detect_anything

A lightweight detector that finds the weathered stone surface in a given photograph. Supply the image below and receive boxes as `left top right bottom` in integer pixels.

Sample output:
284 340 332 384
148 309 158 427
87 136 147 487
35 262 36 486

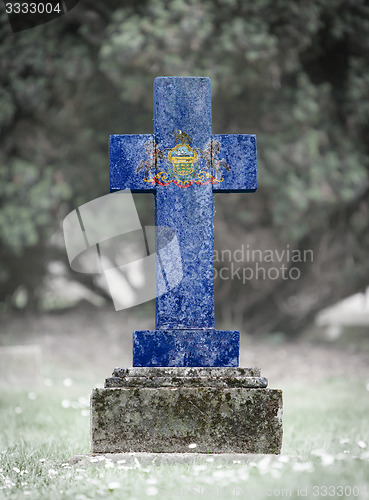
105 376 268 388
91 385 283 454
113 367 261 377
106 366 266 388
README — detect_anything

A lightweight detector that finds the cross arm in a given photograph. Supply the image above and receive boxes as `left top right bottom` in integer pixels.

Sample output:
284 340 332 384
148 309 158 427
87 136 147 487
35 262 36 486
110 134 157 193
212 134 257 192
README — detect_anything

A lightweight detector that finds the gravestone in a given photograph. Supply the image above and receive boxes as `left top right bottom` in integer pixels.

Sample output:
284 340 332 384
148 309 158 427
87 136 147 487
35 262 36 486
91 77 283 453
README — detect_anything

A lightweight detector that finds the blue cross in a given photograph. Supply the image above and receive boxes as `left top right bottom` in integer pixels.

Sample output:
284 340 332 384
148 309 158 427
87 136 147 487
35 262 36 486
110 77 256 367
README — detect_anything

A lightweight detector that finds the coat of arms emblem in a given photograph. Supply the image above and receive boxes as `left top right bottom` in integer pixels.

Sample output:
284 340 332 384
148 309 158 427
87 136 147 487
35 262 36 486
136 130 229 188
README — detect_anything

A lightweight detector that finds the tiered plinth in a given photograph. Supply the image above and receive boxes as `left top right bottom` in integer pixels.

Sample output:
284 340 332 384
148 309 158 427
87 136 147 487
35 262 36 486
91 367 283 454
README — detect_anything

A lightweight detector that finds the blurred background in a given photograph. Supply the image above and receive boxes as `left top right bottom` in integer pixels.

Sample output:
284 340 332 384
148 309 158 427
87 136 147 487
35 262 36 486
1 0 369 381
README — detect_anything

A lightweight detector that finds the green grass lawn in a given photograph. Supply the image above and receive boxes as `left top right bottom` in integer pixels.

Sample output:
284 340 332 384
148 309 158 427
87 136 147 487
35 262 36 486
1 377 369 499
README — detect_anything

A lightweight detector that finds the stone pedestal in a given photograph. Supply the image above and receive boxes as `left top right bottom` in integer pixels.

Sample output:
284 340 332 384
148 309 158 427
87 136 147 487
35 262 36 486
91 367 283 454
133 330 240 366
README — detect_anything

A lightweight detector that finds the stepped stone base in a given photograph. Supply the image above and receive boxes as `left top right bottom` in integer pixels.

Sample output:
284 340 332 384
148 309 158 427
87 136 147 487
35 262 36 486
91 368 283 454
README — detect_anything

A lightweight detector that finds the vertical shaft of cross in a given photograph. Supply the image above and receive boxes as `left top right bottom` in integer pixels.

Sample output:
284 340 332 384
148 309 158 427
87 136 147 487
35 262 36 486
154 77 215 330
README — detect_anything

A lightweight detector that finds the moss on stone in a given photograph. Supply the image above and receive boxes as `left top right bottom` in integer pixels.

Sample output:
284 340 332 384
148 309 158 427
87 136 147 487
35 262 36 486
91 386 283 454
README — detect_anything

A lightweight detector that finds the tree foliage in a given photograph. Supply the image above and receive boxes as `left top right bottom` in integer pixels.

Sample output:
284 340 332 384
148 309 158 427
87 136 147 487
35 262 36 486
0 0 369 333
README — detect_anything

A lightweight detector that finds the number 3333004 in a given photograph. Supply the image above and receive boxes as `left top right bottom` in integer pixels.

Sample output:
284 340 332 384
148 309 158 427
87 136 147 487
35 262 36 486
5 3 62 14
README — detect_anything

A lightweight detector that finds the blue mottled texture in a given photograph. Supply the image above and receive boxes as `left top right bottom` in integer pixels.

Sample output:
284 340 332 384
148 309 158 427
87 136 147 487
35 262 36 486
212 134 257 192
133 330 239 367
109 76 257 367
154 78 214 329
110 134 155 192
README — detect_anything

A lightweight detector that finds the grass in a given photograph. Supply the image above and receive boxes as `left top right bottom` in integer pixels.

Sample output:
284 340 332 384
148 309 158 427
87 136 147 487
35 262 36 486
0 377 369 499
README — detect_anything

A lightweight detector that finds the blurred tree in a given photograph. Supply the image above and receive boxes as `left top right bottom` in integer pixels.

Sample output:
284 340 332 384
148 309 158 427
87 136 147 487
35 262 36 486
0 0 368 333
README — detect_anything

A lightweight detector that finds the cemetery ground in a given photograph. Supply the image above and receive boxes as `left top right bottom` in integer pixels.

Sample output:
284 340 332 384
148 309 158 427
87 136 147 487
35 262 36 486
1 305 369 499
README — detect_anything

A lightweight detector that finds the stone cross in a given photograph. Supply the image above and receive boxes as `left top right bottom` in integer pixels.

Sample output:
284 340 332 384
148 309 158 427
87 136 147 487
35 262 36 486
110 77 256 367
